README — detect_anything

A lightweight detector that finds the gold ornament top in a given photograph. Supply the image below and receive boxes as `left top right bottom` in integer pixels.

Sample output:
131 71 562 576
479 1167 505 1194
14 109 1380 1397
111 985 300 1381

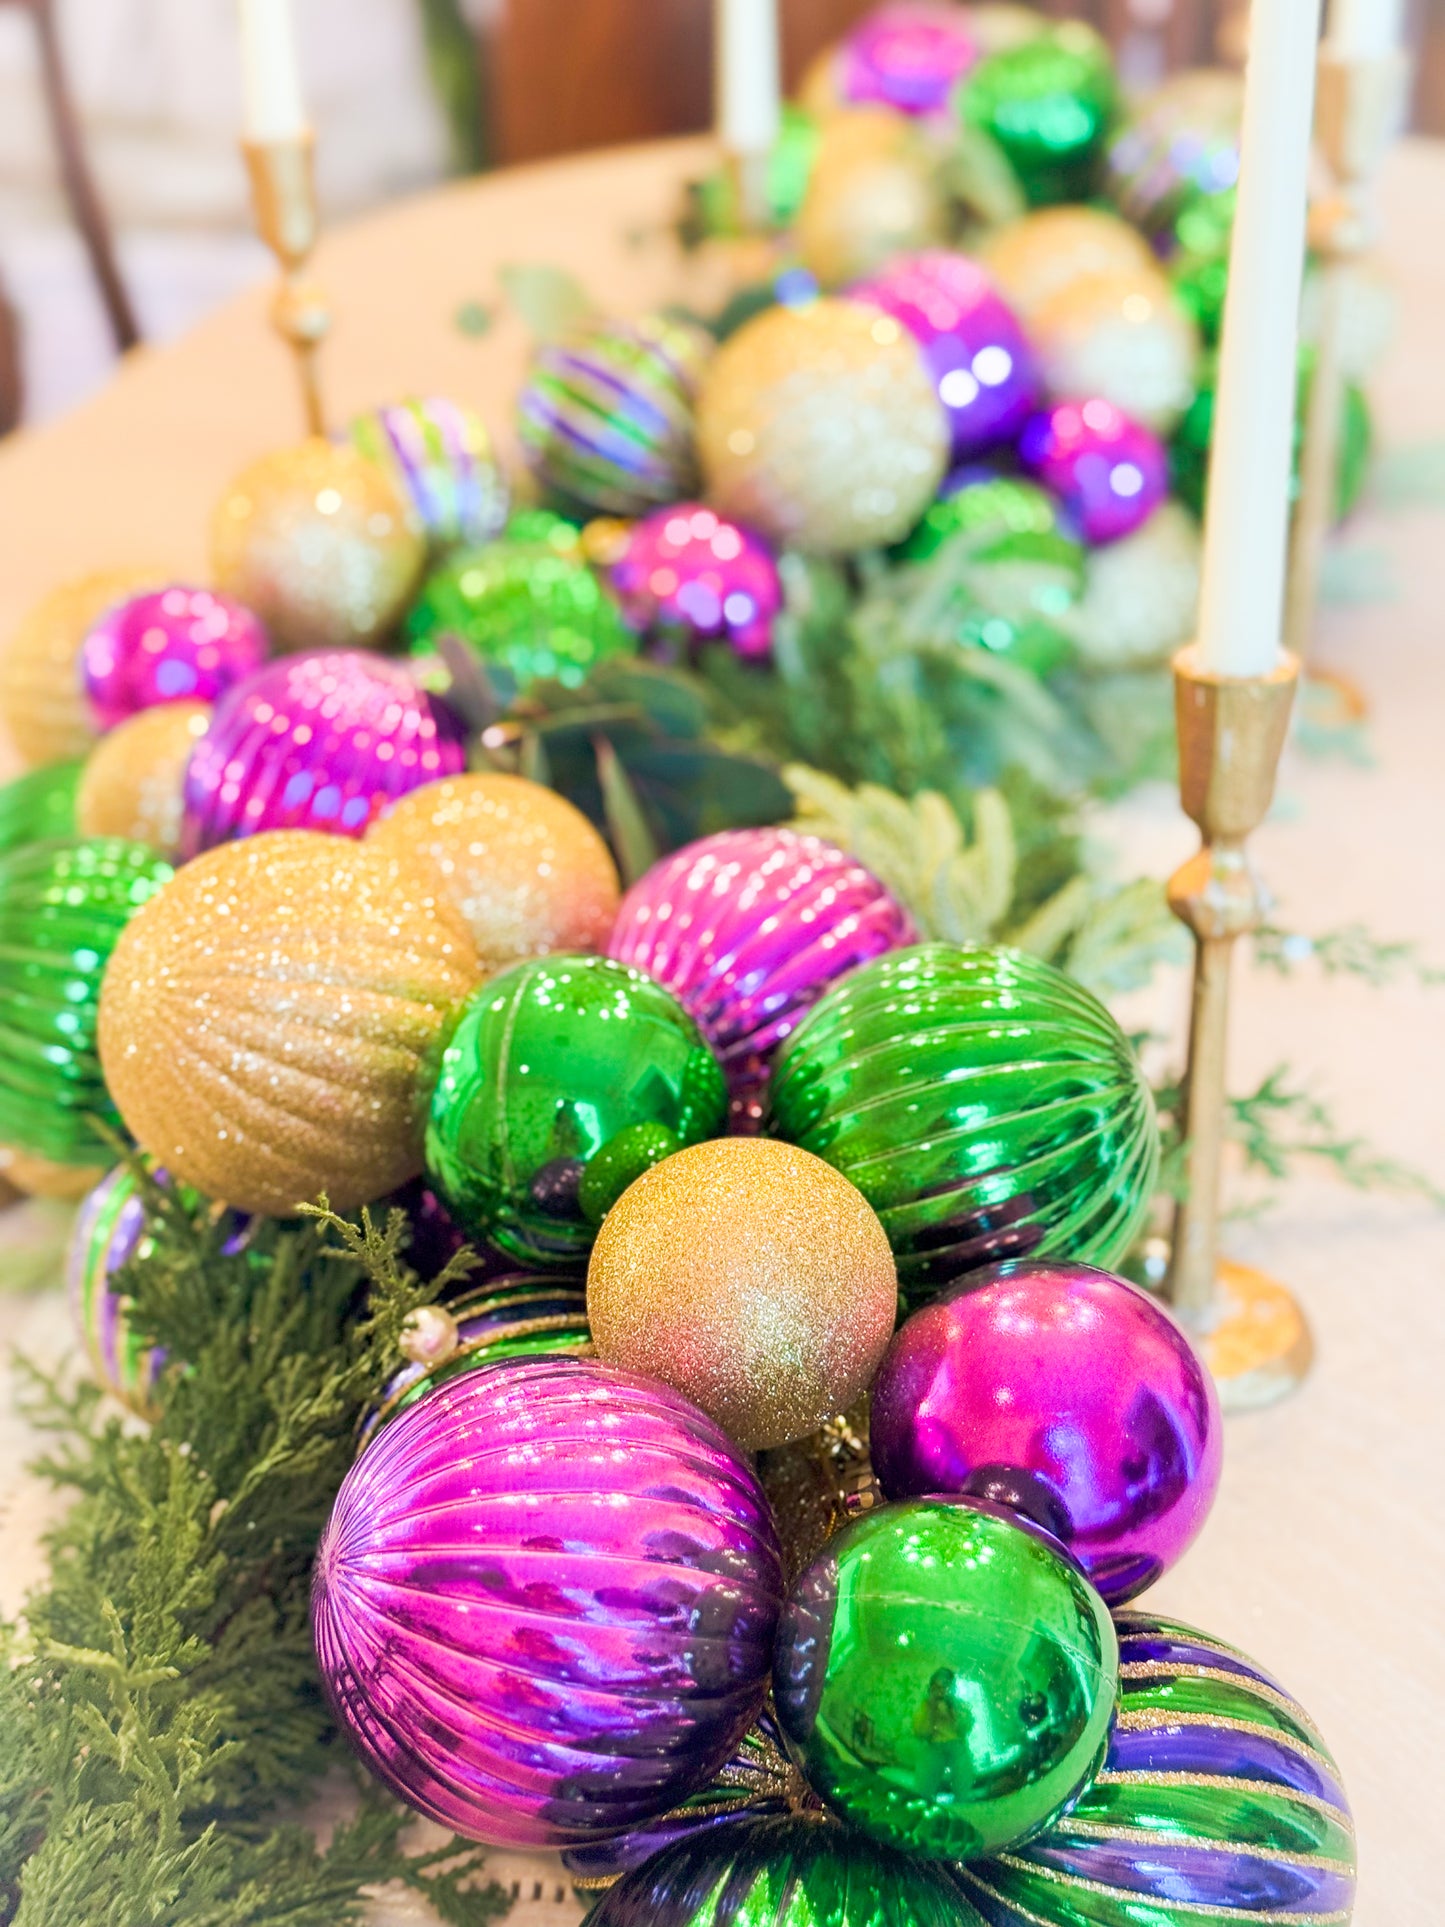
0 566 169 768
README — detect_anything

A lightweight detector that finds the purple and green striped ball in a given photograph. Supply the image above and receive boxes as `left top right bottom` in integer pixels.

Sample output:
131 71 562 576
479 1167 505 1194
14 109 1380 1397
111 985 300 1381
348 397 509 557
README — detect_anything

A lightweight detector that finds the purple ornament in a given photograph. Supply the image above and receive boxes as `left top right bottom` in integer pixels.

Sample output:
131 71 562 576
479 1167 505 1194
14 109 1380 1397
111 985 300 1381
1018 397 1169 544
838 3 979 120
851 252 1038 458
607 828 913 1129
81 584 268 732
870 1260 1222 1604
610 504 782 662
179 649 466 857
312 1354 784 1848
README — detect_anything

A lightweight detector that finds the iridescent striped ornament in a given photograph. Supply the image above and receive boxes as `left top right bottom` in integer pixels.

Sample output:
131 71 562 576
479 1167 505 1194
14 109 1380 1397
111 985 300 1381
957 1613 1357 1924
67 1165 165 1415
766 943 1160 1308
1104 67 1242 249
349 396 509 556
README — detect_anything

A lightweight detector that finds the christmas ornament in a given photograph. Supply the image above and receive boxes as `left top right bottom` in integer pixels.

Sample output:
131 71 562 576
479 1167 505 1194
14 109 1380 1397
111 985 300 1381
957 1613 1357 1925
897 472 1063 562
958 24 1118 206
587 1813 985 1927
831 4 980 120
870 1261 1221 1604
1019 399 1169 545
0 838 173 1170
796 107 949 288
368 772 619 971
76 702 210 855
98 832 482 1216
775 1498 1118 1860
1027 268 1199 434
587 1138 897 1451
1105 67 1242 247
757 1400 879 1584
80 585 267 732
0 760 80 858
179 651 465 857
210 439 425 653
312 1354 784 1846
969 4 1052 56
1069 498 1201 669
607 827 913 1127
609 503 783 662
0 566 166 767
517 313 711 515
68 1167 163 1416
978 206 1157 324
0 1144 105 1200
850 252 1037 458
405 523 636 697
348 395 509 555
767 943 1160 1306
424 954 727 1265
697 300 949 555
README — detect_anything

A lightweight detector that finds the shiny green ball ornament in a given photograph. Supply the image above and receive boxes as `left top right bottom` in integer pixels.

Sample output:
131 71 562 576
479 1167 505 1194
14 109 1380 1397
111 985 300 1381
898 477 1062 563
424 954 728 1265
0 838 173 1168
959 25 1119 207
0 760 80 859
767 943 1159 1307
774 1499 1118 1862
589 1812 986 1927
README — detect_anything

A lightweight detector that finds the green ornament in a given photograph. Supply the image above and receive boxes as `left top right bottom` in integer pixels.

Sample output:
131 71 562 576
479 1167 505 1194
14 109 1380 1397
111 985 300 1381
577 1119 681 1225
959 25 1118 207
774 1500 1118 1863
424 954 727 1265
589 1812 985 1927
0 761 81 860
0 838 173 1167
767 943 1159 1307
696 104 821 238
897 477 1062 563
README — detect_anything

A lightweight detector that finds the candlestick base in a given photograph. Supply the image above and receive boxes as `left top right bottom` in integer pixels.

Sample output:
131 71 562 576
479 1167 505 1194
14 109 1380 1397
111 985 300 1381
1186 1260 1314 1412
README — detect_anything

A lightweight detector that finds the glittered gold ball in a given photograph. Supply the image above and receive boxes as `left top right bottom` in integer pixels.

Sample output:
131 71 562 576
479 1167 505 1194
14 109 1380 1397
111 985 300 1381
1030 267 1200 432
367 772 620 971
697 299 949 555
587 1138 898 1451
76 701 211 856
97 830 483 1216
210 439 426 655
0 1143 107 1201
1072 500 1202 669
796 107 947 287
0 566 168 768
978 206 1159 325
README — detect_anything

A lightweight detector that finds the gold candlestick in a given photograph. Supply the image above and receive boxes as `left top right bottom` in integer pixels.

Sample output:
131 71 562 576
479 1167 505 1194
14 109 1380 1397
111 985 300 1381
242 131 331 437
1165 644 1314 1412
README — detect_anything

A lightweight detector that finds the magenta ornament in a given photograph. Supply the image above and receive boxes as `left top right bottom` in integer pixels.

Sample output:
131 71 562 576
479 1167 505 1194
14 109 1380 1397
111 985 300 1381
610 503 782 662
870 1260 1222 1604
81 584 268 733
179 649 466 856
1018 397 1169 544
607 828 913 1129
312 1354 784 1848
851 252 1038 458
838 4 979 120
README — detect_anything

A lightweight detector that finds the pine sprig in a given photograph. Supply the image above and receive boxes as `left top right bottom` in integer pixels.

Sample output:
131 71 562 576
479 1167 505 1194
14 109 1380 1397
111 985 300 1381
1255 922 1445 989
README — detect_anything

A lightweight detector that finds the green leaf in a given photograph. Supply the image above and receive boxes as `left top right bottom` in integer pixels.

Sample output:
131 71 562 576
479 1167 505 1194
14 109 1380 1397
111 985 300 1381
498 262 594 341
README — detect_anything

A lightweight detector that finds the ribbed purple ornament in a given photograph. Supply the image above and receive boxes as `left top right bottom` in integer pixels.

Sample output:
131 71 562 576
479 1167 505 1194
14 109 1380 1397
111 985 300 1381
1018 397 1169 544
179 650 466 857
606 828 914 1129
837 4 979 119
81 584 268 732
851 252 1038 458
610 504 782 662
312 1354 783 1849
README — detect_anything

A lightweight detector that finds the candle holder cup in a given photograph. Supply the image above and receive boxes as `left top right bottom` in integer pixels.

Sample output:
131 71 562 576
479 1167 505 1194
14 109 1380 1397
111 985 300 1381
1165 643 1313 1411
242 131 331 437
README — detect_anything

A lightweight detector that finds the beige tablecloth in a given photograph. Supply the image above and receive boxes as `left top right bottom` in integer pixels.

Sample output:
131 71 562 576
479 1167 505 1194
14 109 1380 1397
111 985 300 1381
1 135 1443 1925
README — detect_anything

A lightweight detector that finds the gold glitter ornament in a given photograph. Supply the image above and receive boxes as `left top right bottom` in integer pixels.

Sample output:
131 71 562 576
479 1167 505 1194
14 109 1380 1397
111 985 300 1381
795 107 947 288
76 702 211 857
978 206 1159 325
97 830 484 1217
0 1144 106 1201
1072 500 1202 670
1030 267 1200 433
587 1137 897 1452
0 566 168 768
210 439 425 654
367 772 620 971
697 299 948 556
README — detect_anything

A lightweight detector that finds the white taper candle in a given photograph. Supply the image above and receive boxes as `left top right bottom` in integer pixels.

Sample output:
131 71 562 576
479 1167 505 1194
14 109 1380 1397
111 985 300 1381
239 0 308 143
716 0 782 156
1326 0 1405 58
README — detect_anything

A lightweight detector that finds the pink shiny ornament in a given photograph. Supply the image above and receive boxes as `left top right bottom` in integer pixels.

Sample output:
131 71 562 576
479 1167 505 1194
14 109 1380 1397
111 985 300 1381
1018 397 1169 544
81 584 268 733
839 3 979 119
607 828 913 1129
179 650 466 857
609 504 782 663
870 1260 1222 1604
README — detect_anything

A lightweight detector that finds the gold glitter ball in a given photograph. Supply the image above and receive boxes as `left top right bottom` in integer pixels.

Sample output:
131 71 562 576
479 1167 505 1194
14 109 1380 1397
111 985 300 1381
0 566 169 768
1030 267 1200 433
1072 500 1202 670
978 206 1160 326
0 1143 107 1201
97 830 484 1216
587 1137 898 1452
76 701 211 857
210 439 426 654
697 298 949 555
367 772 620 972
796 107 947 288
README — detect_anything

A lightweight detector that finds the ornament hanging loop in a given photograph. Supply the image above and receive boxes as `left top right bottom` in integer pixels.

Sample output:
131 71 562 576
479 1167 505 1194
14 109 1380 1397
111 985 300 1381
242 131 331 437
